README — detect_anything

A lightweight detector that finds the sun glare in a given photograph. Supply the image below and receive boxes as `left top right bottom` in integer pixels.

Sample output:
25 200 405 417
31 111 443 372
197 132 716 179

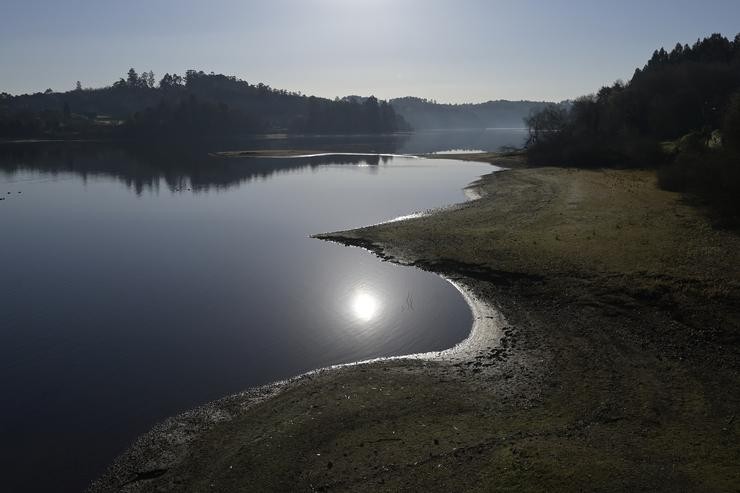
352 292 379 321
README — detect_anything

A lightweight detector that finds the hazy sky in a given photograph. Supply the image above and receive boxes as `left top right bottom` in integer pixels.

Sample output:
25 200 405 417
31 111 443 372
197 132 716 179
1 0 739 102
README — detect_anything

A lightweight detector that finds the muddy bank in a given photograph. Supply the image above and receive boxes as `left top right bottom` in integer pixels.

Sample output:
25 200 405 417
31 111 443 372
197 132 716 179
90 160 740 492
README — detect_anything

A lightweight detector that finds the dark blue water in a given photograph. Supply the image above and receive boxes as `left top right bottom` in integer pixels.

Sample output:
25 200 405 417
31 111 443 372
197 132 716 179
0 130 521 492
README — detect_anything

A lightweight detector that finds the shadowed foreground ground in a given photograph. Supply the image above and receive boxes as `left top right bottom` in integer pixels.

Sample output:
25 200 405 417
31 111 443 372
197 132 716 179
91 158 740 492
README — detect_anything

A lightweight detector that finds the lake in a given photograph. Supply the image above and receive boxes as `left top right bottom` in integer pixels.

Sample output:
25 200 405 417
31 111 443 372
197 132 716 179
0 129 524 492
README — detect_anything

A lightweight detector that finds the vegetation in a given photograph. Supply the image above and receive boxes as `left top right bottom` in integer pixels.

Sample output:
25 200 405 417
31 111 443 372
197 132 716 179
292 95 405 134
390 97 559 130
0 69 408 139
120 96 264 139
525 33 740 224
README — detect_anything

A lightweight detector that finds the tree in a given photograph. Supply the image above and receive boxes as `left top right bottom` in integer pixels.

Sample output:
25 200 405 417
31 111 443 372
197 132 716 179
525 104 568 146
185 69 200 87
159 73 174 89
363 96 380 132
63 102 71 120
144 71 155 88
669 42 684 61
75 81 82 91
159 72 184 89
127 68 139 87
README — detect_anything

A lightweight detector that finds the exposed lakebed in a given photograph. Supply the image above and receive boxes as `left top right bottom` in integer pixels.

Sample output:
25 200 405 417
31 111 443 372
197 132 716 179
0 130 525 492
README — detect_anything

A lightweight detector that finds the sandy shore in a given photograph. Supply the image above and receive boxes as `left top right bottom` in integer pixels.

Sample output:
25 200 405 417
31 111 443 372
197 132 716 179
212 149 417 159
90 156 740 492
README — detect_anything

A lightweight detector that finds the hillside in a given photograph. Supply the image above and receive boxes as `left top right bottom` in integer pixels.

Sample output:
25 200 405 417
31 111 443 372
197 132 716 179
390 97 561 130
0 70 408 139
525 32 740 223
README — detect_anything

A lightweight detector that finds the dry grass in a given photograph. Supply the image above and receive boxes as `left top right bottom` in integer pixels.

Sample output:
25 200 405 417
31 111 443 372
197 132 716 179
92 165 740 492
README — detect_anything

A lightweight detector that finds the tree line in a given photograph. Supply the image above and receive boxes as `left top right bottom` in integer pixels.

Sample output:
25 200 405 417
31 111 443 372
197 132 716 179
525 33 740 224
0 69 409 139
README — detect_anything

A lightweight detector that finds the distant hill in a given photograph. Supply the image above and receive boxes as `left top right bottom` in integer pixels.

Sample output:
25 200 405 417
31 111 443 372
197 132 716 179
389 97 562 130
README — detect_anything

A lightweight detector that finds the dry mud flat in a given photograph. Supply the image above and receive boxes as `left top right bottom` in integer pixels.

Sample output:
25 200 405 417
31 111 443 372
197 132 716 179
91 159 740 492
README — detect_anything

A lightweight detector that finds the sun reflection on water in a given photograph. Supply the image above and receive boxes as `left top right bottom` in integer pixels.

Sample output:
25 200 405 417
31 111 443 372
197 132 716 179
351 292 379 321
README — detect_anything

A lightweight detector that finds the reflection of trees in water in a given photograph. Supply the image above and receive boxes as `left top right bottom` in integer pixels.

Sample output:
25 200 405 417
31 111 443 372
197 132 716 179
0 140 404 195
0 130 530 194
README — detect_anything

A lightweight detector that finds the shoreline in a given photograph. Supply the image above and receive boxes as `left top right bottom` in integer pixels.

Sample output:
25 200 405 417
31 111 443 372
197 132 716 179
211 150 421 159
90 155 740 492
88 159 510 492
88 276 509 491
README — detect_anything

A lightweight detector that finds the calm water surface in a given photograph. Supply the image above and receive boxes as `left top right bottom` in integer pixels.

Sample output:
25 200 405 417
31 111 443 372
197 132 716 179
0 130 520 492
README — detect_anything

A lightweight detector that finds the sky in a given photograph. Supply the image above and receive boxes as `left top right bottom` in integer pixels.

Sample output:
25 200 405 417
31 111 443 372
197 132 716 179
1 0 739 103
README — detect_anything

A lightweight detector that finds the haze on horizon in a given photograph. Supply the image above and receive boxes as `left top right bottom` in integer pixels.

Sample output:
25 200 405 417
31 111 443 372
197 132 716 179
1 0 739 103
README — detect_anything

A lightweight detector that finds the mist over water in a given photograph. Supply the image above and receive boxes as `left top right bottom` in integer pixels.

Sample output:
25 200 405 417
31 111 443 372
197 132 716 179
237 128 529 155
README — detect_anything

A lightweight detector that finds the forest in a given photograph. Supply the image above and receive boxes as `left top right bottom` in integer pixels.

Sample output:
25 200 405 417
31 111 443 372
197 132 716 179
525 33 740 224
0 69 409 139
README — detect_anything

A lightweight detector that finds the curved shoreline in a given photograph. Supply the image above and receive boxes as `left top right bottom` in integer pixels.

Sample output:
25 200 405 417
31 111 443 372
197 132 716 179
88 160 507 492
88 279 507 492
211 150 420 159
90 156 740 492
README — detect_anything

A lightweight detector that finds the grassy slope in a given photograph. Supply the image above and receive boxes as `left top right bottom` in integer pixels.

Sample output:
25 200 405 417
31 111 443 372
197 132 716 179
93 159 740 492
336 158 739 331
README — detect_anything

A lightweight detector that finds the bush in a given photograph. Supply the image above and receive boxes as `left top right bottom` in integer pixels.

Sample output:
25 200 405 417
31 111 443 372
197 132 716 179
658 148 740 226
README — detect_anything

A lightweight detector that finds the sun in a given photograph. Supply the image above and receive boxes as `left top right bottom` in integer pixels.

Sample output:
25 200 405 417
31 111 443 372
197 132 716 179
352 292 379 321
